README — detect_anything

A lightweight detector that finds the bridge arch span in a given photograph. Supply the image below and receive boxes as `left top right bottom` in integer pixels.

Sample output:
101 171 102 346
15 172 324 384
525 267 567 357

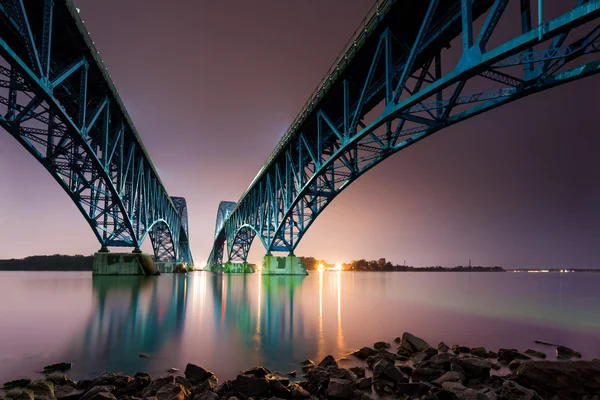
0 0 192 263
209 0 600 265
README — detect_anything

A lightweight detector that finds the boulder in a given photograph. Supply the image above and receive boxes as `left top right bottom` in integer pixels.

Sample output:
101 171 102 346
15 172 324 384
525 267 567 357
287 371 296 377
317 355 337 368
524 349 546 359
442 382 494 400
288 383 310 399
184 365 214 385
326 367 356 382
438 342 450 353
397 332 432 357
514 360 600 398
488 351 498 358
54 385 84 400
372 379 395 395
349 367 365 379
191 392 217 400
327 379 353 399
269 379 291 399
508 360 522 371
411 368 443 383
399 365 413 376
454 357 491 379
43 363 72 373
450 345 470 354
302 367 330 394
373 342 390 350
86 393 116 400
393 337 401 344
431 371 463 386
299 359 313 366
498 349 530 364
395 383 432 397
91 372 133 389
46 375 69 386
174 377 191 390
80 386 115 400
418 353 456 372
232 375 269 397
355 377 371 390
26 380 54 399
412 347 438 364
497 380 543 400
556 345 581 359
3 380 32 390
470 347 488 358
114 375 152 397
351 347 377 360
6 389 35 400
372 359 408 383
142 376 173 397
242 367 271 378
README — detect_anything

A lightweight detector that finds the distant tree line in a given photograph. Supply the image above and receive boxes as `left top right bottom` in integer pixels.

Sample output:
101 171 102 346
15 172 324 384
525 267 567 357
299 257 504 272
0 255 93 271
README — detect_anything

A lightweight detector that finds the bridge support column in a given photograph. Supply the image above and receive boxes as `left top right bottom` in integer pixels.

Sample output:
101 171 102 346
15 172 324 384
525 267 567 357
155 261 187 274
262 255 308 275
92 252 159 276
223 262 254 274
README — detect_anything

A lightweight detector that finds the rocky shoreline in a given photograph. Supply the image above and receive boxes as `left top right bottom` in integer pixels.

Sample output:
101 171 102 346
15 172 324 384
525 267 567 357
3 332 600 400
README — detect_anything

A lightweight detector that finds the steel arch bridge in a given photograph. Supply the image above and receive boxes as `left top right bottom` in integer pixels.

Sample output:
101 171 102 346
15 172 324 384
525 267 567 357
209 0 600 268
0 0 193 264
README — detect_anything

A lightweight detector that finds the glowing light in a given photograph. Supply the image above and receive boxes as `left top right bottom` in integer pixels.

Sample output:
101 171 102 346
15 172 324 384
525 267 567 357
256 264 263 272
333 263 343 271
318 263 325 272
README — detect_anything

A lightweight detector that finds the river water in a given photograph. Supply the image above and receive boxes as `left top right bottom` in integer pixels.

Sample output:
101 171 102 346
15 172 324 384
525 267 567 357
1 271 599 382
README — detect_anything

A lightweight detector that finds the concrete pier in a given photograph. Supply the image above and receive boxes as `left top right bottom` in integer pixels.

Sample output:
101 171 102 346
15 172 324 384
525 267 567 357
92 252 158 276
262 255 308 275
223 262 254 273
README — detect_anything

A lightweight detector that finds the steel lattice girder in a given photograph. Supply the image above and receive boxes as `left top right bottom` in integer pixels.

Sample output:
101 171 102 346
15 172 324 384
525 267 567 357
0 0 192 262
209 0 600 263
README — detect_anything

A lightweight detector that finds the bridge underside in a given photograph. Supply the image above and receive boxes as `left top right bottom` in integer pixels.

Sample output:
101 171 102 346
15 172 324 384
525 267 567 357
208 0 600 269
0 0 193 265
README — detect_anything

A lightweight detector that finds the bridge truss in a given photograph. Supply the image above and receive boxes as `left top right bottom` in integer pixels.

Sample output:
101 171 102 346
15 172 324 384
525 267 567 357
209 0 600 267
0 0 192 263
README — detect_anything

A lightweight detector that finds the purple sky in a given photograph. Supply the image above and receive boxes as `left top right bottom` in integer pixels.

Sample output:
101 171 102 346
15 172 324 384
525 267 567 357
0 0 599 268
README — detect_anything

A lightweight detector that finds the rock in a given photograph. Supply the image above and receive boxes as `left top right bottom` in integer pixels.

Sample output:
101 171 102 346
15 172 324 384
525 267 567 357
556 345 581 359
395 383 432 397
491 362 501 370
372 379 394 395
470 347 488 358
43 363 72 373
134 373 150 379
397 332 432 357
497 380 543 400
372 359 408 383
411 368 443 383
54 385 84 400
174 377 191 390
498 349 531 364
46 375 69 385
242 367 271 378
266 373 290 386
184 364 214 385
514 360 600 398
141 377 173 397
299 359 313 366
288 383 309 399
167 368 178 373
327 379 353 399
373 342 390 350
351 347 378 360
88 393 116 400
412 347 438 363
191 378 217 396
301 367 330 394
5 389 35 400
317 355 337 368
418 353 456 372
488 351 498 358
454 357 491 379
26 380 54 399
326 367 355 383
431 371 463 386
534 340 559 346
191 392 217 400
399 365 413 376
450 345 470 354
438 342 450 353
138 354 149 358
269 379 291 399
91 372 133 388
509 360 522 372
3 380 31 390
393 337 401 344
232 375 269 397
80 386 115 400
355 377 371 390
287 371 296 377
524 349 546 359
349 367 364 379
442 382 493 400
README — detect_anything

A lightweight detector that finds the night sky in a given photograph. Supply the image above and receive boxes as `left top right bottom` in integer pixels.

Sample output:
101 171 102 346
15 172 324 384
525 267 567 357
0 0 598 268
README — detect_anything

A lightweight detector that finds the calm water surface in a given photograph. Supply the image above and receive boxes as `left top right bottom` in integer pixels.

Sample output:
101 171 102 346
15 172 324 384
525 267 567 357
1 271 599 382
